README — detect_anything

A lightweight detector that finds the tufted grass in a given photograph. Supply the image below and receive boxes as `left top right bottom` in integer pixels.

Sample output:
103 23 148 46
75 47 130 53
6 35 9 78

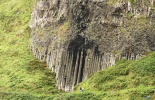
0 0 155 99
0 0 60 98
75 52 155 100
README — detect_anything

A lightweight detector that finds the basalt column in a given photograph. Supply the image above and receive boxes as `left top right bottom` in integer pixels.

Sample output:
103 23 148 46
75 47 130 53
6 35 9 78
30 0 155 92
57 35 87 91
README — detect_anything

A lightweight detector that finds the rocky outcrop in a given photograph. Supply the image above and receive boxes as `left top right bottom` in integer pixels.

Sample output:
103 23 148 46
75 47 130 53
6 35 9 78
30 0 155 91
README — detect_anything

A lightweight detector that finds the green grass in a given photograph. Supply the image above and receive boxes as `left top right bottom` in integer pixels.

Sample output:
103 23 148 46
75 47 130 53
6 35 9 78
107 0 121 5
74 53 155 100
0 0 60 98
0 0 155 100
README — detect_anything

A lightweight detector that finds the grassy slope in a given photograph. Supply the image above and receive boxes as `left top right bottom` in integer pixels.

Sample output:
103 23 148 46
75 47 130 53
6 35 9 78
74 53 155 100
0 0 60 99
0 0 155 100
41 53 155 100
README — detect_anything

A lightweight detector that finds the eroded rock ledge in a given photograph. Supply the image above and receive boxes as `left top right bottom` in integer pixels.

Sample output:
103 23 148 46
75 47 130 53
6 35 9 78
30 0 155 91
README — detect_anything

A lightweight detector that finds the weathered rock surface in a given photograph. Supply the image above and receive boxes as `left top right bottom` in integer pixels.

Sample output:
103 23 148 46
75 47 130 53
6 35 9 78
30 0 155 91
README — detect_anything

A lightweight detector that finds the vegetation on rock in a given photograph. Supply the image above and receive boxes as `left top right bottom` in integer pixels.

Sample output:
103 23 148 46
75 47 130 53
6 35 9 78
75 52 155 100
0 0 155 100
0 0 60 98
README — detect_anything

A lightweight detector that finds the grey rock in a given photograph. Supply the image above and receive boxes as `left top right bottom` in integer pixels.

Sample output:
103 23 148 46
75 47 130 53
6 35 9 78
30 0 155 91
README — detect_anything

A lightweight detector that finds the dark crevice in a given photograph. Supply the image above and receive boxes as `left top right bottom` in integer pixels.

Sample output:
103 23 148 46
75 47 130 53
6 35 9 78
94 46 100 55
63 76 66 88
58 0 61 9
79 50 87 82
74 50 82 86
64 65 66 70
71 51 78 76
68 35 85 51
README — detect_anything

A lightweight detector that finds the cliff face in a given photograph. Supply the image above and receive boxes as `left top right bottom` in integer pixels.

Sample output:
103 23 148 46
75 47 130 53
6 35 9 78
30 0 155 91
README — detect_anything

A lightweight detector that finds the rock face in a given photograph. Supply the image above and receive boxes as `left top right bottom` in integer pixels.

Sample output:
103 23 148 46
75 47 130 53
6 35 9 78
30 0 155 91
